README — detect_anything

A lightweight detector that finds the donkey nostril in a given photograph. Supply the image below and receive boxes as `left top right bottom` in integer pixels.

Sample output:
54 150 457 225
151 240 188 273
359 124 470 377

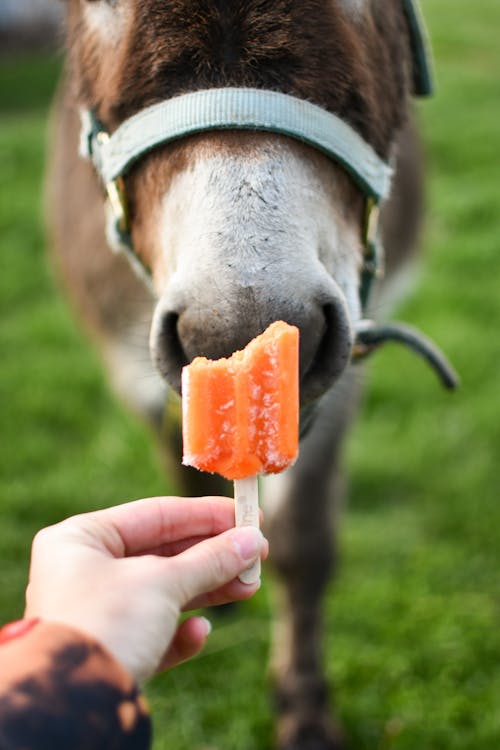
154 311 189 393
300 302 353 404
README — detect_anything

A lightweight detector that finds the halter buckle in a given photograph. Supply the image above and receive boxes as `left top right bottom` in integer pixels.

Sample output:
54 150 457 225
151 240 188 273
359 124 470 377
104 177 128 236
363 198 383 278
359 198 384 310
96 131 129 236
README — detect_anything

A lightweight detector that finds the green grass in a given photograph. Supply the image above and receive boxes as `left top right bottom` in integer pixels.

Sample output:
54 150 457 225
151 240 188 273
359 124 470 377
1 1 500 747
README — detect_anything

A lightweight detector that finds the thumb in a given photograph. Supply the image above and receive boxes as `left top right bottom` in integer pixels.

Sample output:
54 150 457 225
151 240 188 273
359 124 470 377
169 526 265 605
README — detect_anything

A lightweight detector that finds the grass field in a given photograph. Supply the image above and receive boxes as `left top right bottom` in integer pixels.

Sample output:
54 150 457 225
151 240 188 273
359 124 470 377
1 1 500 747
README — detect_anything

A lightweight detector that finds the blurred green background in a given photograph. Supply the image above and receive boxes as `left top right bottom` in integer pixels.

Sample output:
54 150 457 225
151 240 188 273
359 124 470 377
1 1 499 747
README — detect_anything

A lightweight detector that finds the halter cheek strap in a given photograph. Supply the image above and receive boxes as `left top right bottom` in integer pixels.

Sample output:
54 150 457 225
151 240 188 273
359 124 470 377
402 0 434 96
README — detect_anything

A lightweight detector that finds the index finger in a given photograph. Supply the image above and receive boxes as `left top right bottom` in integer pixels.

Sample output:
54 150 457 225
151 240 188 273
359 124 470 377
83 496 237 556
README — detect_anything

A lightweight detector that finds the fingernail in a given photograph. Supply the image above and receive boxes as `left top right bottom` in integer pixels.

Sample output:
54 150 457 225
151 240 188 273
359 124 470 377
200 617 212 636
231 526 265 561
238 573 262 588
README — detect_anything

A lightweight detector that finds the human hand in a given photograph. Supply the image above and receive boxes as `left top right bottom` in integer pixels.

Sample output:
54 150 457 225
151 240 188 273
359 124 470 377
24 496 268 682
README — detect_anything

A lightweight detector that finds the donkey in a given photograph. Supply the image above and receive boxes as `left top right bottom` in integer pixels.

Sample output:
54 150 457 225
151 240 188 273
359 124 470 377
47 1 445 747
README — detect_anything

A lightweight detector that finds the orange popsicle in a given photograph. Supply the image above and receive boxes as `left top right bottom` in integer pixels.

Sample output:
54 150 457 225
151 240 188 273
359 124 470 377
181 320 299 480
181 320 299 583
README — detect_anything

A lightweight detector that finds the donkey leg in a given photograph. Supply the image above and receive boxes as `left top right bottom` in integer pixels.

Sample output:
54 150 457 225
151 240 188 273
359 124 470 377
263 374 360 750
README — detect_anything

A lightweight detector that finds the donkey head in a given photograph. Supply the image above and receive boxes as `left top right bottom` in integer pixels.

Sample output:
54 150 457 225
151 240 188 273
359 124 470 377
65 0 414 404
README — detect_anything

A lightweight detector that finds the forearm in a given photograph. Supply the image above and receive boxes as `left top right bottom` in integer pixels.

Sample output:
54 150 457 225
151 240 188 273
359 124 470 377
0 619 151 749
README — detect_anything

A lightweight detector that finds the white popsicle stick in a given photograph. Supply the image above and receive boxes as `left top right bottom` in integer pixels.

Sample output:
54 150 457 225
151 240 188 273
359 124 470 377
234 476 260 584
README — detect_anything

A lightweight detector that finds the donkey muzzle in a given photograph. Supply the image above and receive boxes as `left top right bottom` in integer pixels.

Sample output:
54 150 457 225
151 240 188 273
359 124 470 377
150 276 353 406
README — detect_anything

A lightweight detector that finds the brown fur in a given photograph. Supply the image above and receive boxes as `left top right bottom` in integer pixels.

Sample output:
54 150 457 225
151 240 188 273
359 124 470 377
67 0 411 157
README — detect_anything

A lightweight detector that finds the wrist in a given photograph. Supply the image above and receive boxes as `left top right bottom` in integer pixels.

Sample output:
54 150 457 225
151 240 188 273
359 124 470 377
0 617 40 645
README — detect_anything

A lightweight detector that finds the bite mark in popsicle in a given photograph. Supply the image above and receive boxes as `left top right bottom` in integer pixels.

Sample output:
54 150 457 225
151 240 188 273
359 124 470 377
181 320 299 583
